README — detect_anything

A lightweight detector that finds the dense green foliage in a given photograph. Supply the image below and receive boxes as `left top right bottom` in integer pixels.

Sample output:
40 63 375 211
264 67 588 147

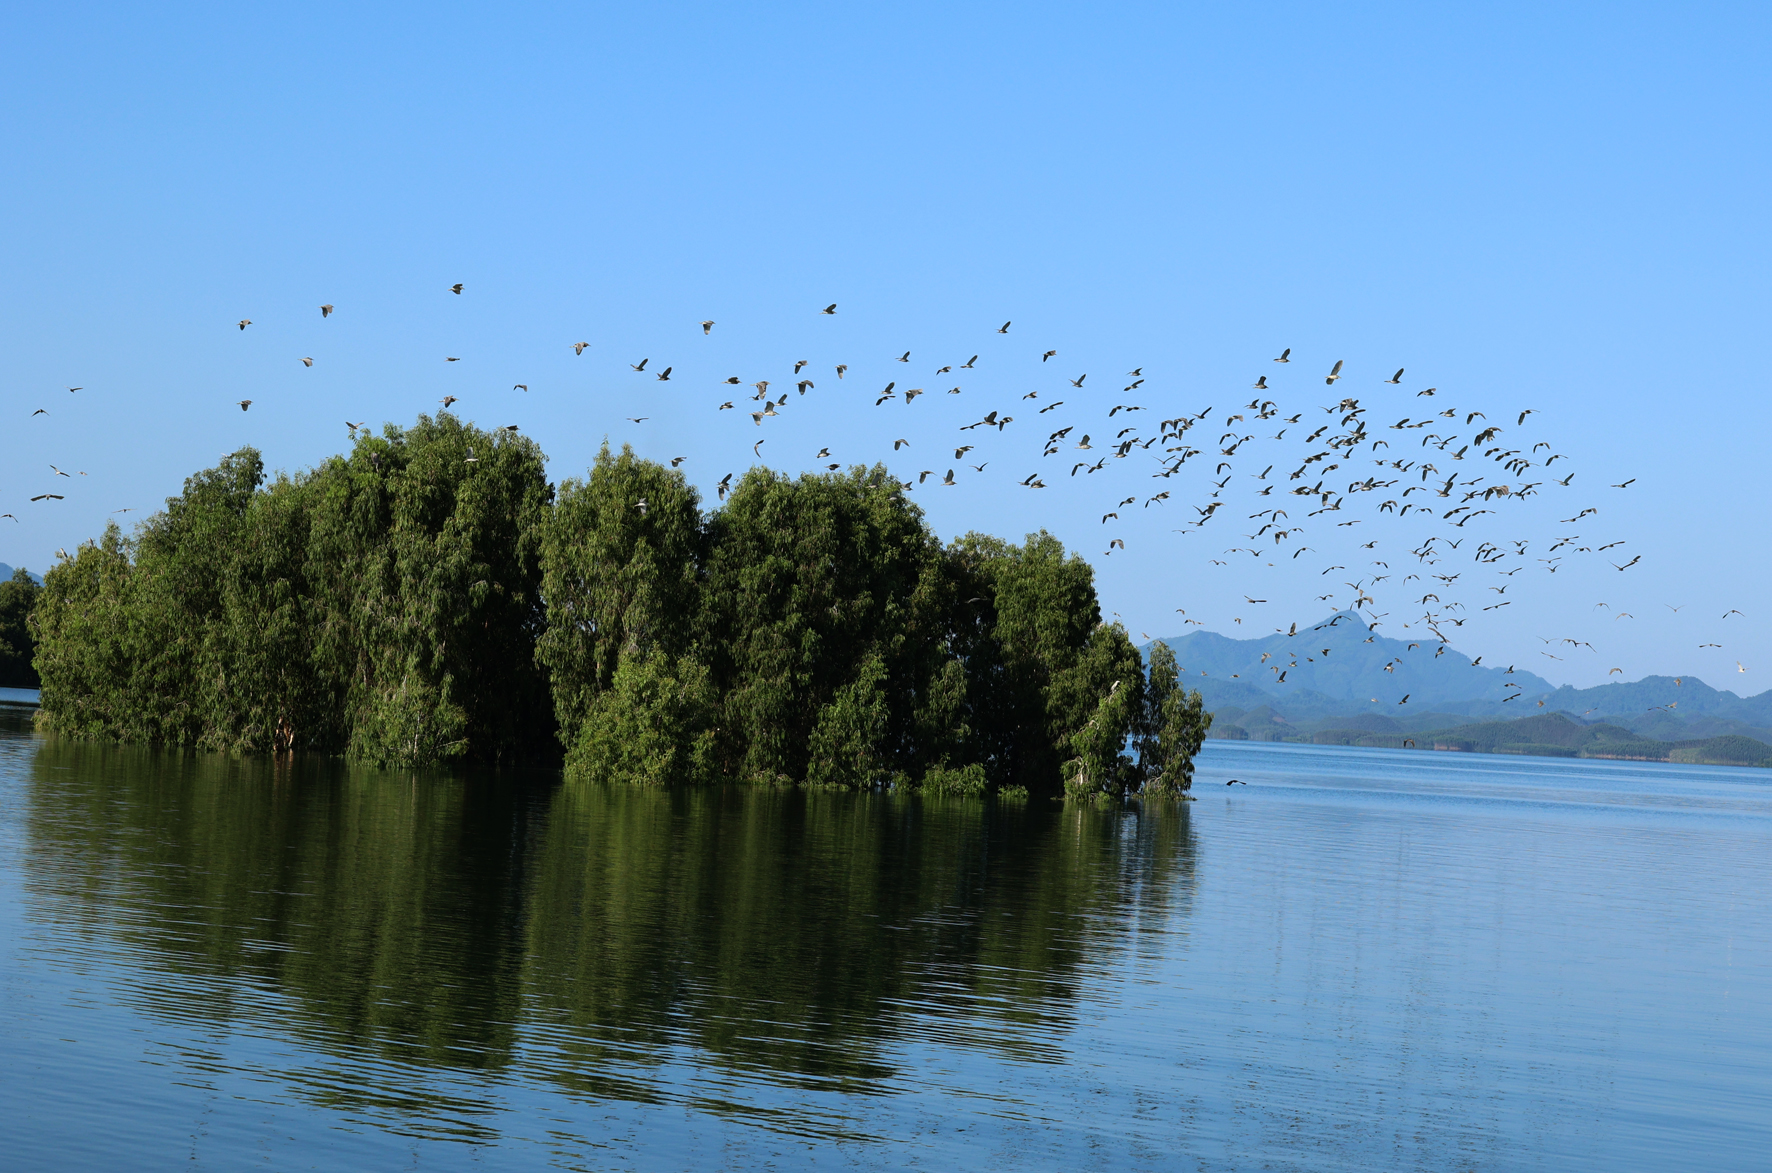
0 567 41 688
30 416 554 765
30 424 1211 794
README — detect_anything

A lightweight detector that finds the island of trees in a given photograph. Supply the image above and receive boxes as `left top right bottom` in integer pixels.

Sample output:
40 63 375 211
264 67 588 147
24 414 1210 799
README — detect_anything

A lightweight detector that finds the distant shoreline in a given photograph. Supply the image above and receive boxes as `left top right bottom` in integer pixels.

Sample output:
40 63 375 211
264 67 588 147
1208 714 1771 770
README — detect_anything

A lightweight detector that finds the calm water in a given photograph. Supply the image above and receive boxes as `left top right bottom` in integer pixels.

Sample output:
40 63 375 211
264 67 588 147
2 708 1768 1171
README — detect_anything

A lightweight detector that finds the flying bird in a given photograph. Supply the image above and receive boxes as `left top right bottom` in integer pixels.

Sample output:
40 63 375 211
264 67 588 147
441 396 458 407
1325 360 1344 385
237 400 252 411
998 322 1011 333
822 304 837 314
657 367 672 381
573 342 589 355
701 320 715 334
513 384 528 392
300 357 313 367
1384 369 1404 384
450 284 463 294
632 359 649 371
320 304 333 317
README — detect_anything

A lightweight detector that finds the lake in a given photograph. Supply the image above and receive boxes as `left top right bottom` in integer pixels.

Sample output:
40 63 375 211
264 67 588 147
2 706 1768 1171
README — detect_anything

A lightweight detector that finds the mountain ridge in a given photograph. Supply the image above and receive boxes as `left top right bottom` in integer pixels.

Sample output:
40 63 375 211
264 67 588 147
1145 614 1772 728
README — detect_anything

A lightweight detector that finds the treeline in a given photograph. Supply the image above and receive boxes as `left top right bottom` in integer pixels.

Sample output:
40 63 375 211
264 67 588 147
1302 711 1772 768
0 567 40 688
29 415 1208 797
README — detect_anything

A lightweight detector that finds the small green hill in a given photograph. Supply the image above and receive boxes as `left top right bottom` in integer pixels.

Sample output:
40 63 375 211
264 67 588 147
1300 711 1772 769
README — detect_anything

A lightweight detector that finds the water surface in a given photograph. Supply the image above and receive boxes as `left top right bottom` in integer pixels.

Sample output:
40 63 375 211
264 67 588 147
2 715 1767 1170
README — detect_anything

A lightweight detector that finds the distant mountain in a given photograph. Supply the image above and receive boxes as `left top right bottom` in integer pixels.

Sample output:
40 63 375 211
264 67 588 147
1531 676 1772 726
1298 711 1772 770
1147 612 1555 715
1147 615 1772 747
0 562 43 585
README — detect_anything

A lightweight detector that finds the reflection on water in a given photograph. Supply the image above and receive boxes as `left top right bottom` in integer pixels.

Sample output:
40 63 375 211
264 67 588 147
11 717 1194 1148
5 716 1771 1171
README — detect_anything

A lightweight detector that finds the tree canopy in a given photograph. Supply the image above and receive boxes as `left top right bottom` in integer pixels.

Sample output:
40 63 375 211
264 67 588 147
28 421 1209 796
0 567 41 688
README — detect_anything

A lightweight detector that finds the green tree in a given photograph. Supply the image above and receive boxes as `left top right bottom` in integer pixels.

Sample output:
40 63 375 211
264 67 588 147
697 466 955 785
537 442 705 758
302 414 555 765
1059 623 1146 801
0 567 42 688
33 416 555 766
1135 639 1211 796
566 652 717 785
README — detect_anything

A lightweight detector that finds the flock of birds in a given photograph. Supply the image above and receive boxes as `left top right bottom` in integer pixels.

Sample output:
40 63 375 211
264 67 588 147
8 286 1754 700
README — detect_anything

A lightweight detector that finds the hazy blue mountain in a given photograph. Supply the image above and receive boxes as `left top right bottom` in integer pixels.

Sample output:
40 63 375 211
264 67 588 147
1148 612 1555 712
1532 676 1772 725
1303 711 1772 769
1150 616 1772 745
0 563 43 585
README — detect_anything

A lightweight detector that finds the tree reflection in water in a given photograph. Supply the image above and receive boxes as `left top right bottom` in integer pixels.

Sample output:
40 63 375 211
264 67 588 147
20 730 1195 1137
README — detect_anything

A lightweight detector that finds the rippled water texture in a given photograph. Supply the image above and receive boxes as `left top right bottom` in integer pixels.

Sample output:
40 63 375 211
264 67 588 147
3 707 1768 1170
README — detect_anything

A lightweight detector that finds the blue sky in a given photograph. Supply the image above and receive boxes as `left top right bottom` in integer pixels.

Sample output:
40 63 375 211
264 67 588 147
2 2 1766 688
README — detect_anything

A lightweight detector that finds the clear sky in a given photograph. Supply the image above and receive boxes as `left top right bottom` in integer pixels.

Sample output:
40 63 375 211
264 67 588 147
2 2 1766 689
